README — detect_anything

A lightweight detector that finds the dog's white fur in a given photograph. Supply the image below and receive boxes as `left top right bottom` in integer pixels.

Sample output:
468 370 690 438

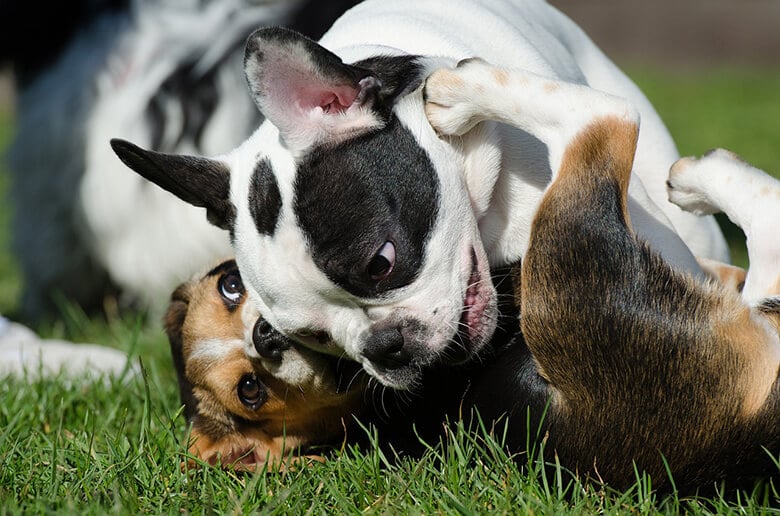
668 149 780 307
319 0 728 264
229 0 727 385
82 1 303 308
0 316 136 380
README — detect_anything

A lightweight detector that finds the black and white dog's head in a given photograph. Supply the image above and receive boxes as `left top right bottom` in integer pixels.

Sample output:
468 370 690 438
112 28 497 388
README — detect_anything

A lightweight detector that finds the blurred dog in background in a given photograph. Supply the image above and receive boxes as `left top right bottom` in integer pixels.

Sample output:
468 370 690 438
1 0 359 321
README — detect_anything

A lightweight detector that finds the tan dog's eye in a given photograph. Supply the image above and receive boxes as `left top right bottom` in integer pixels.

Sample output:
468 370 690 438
237 373 266 409
219 270 245 306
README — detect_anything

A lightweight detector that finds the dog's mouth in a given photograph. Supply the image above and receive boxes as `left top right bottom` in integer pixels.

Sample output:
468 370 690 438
451 248 496 362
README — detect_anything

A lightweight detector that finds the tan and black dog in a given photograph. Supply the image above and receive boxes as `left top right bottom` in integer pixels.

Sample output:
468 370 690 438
424 59 780 491
164 259 367 470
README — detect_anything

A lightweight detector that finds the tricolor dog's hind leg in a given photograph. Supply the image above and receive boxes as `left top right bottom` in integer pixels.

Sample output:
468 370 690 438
668 149 780 309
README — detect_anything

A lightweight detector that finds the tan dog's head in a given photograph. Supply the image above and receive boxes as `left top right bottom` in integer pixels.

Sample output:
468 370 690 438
165 259 366 470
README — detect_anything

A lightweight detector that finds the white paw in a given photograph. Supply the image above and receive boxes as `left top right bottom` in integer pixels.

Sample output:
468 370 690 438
424 59 493 136
666 149 742 215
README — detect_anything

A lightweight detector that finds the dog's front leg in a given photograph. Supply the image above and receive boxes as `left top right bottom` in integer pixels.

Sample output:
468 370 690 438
424 59 638 186
424 59 706 273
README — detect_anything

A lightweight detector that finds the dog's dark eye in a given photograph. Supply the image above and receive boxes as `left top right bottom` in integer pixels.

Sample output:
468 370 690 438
367 241 395 281
237 373 266 409
219 270 245 305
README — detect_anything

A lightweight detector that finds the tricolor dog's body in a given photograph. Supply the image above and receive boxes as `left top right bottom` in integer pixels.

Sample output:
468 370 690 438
112 0 729 389
165 259 365 468
423 60 780 490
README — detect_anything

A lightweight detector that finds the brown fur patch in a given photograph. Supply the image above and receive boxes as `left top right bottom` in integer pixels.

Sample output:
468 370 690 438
557 117 639 226
187 427 316 471
173 261 366 471
437 70 465 91
185 316 363 450
713 300 780 417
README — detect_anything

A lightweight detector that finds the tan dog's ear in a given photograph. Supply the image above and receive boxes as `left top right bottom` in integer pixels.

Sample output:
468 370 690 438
185 427 325 472
165 284 199 421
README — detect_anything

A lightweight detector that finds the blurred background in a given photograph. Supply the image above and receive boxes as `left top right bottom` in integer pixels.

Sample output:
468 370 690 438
0 0 778 336
552 0 780 69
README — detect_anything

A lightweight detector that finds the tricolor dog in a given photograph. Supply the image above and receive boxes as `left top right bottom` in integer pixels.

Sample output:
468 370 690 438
423 60 780 490
112 0 729 388
165 259 365 469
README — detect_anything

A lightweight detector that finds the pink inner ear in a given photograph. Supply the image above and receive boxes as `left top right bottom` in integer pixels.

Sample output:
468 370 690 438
316 85 359 114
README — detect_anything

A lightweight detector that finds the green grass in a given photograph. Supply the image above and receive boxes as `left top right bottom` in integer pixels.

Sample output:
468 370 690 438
2 369 778 514
2 67 780 512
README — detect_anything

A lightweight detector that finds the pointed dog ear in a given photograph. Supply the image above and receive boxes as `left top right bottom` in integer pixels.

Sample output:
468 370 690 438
110 139 236 230
164 282 200 422
244 27 383 152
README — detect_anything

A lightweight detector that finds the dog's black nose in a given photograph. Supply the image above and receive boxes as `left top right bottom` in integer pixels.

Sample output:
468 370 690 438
363 327 410 370
252 319 291 361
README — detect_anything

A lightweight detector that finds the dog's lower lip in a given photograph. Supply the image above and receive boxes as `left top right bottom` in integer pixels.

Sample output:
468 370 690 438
458 248 490 350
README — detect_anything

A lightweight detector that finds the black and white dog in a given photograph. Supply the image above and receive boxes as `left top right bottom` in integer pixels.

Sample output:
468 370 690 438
3 0 359 320
113 0 729 388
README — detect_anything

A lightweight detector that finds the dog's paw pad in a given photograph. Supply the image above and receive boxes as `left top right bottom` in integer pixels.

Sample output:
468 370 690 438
666 155 721 215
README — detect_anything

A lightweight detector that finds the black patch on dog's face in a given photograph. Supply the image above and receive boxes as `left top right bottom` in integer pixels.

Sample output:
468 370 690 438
290 56 438 299
294 116 439 298
249 158 282 236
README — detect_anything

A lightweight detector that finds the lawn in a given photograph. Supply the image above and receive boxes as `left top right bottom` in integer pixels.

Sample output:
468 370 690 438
1 67 779 513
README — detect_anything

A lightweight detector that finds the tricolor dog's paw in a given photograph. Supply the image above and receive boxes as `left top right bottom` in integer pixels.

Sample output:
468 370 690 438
666 149 743 215
424 58 494 136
